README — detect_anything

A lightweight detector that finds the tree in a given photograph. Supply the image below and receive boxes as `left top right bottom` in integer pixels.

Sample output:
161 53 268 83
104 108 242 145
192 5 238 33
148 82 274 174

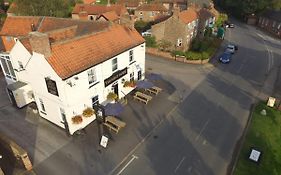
12 0 77 17
158 40 172 51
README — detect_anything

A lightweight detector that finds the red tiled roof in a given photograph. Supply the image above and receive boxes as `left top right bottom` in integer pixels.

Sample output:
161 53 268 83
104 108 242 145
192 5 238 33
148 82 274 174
0 16 42 36
136 4 167 11
72 4 127 16
48 25 144 79
83 0 96 4
179 8 198 24
98 11 119 21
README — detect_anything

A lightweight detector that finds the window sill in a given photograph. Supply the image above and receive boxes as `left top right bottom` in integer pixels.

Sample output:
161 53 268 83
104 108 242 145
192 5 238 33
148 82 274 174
89 81 100 89
129 60 136 65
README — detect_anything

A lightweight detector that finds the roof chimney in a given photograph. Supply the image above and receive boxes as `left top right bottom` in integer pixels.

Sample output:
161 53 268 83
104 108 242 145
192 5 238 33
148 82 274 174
29 32 51 58
173 7 180 18
31 23 36 31
107 0 110 6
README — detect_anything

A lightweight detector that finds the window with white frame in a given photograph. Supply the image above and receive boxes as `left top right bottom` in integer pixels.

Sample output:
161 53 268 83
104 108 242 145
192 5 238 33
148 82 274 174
177 38 182 47
88 68 97 84
39 98 46 113
112 58 118 72
130 72 134 81
0 55 16 80
18 61 24 69
59 108 66 123
129 50 134 62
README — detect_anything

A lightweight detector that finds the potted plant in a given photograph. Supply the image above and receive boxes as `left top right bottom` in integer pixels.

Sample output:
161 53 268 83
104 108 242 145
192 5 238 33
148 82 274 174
107 92 118 101
71 115 83 124
123 80 136 87
82 107 95 118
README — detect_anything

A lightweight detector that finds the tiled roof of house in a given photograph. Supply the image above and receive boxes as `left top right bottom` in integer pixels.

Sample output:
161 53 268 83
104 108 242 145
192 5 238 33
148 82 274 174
98 11 119 21
179 8 198 24
262 10 281 23
0 16 110 38
136 4 167 11
0 16 42 36
72 4 127 16
83 0 96 4
48 25 144 79
156 0 187 4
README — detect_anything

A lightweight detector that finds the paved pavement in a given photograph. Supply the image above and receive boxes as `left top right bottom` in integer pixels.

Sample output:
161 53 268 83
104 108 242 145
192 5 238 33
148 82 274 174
0 19 280 175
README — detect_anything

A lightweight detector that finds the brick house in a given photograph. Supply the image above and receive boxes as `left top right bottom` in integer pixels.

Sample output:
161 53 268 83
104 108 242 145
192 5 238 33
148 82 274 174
156 0 188 11
0 16 145 135
72 4 128 21
151 7 198 51
257 10 281 38
135 4 169 22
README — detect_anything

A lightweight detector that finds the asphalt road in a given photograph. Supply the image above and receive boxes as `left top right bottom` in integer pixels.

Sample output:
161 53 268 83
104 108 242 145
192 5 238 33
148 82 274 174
112 21 281 174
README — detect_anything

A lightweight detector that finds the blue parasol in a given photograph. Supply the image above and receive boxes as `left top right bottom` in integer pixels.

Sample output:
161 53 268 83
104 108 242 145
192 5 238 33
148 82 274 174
104 102 124 116
136 80 154 89
146 73 162 81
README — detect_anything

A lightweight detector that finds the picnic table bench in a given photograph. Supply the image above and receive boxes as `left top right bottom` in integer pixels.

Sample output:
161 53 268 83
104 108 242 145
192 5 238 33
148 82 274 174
146 86 162 95
133 91 152 104
103 116 126 133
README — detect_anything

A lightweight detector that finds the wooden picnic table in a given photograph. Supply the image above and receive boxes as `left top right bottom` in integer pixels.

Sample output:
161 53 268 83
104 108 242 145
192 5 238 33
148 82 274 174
146 86 162 95
103 116 126 133
133 91 152 104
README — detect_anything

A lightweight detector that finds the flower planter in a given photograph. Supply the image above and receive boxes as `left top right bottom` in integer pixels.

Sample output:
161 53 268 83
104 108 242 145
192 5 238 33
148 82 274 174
107 92 118 101
72 115 83 124
82 107 95 118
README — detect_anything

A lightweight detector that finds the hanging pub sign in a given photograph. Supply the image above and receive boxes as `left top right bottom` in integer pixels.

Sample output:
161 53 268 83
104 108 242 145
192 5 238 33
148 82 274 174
104 68 127 87
45 77 59 96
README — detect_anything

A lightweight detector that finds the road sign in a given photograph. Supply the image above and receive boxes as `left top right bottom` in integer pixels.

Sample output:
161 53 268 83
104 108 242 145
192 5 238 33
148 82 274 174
100 135 109 148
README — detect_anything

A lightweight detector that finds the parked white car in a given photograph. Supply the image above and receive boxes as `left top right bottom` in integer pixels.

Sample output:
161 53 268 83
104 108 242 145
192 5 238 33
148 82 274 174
141 30 152 37
225 44 238 54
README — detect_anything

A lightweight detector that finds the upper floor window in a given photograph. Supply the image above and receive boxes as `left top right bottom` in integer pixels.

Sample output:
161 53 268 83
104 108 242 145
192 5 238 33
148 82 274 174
45 77 59 96
139 11 143 15
129 50 134 62
112 58 118 72
0 55 16 80
88 68 97 84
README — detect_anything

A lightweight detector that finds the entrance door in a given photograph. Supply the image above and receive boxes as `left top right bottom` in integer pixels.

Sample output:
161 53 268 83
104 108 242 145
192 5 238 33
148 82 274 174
112 82 119 97
137 70 142 80
7 89 17 106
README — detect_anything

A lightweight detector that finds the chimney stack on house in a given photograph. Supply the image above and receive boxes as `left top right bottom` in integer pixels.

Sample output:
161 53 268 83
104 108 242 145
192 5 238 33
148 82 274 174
107 0 110 6
120 14 135 30
29 32 51 58
173 6 180 18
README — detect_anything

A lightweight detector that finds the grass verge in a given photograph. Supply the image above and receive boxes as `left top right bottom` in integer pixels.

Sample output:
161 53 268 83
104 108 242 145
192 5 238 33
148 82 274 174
233 102 281 175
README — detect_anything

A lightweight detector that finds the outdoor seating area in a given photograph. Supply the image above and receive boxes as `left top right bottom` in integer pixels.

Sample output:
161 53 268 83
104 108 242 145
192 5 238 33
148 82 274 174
103 116 126 133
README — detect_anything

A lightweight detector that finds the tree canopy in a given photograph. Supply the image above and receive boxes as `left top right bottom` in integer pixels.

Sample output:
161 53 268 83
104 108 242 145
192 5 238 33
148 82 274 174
215 0 281 17
11 0 79 17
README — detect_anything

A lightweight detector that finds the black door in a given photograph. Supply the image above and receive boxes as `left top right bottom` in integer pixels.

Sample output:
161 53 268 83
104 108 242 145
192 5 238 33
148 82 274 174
112 83 118 97
7 89 17 107
137 70 142 80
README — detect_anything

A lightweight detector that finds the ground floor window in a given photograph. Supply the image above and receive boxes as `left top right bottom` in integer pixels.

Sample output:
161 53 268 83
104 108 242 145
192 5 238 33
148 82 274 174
130 72 134 82
39 98 46 113
137 70 142 80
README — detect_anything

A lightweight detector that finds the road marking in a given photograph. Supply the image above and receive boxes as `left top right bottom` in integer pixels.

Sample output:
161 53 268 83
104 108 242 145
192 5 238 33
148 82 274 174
256 33 274 72
195 119 210 141
117 155 138 175
174 156 186 173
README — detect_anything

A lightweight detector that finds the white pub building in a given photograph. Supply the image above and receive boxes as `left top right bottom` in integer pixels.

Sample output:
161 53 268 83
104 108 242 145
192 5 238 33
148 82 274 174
0 16 145 135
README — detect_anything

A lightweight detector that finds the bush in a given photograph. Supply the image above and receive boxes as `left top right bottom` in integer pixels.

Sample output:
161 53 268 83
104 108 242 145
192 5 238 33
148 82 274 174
186 51 202 60
134 20 151 33
144 36 157 48
215 13 228 27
